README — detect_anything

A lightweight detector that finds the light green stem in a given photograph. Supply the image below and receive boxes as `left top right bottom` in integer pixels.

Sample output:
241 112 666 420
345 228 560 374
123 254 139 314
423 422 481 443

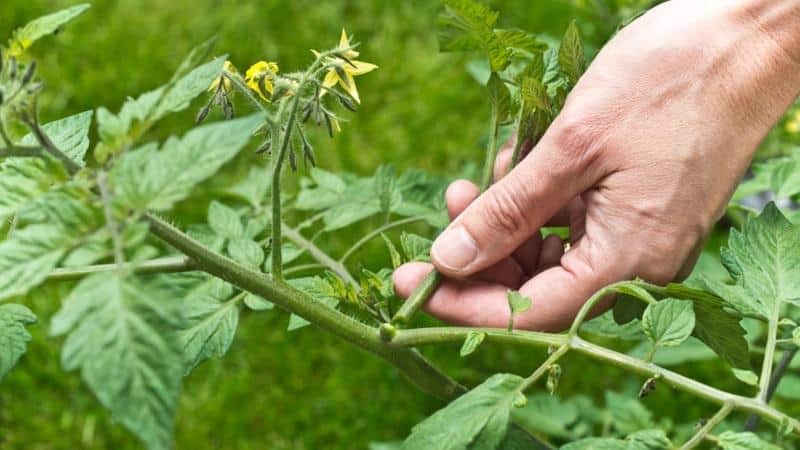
519 345 569 391
758 316 779 402
282 222 355 284
392 270 441 326
339 216 427 263
678 402 734 450
479 105 500 191
47 257 194 281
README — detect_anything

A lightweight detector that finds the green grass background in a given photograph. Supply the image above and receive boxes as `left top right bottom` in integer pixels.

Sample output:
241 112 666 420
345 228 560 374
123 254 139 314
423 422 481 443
1 1 791 449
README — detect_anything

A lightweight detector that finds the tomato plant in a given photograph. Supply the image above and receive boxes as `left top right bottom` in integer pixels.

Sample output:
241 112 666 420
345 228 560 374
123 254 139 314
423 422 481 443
1 1 799 449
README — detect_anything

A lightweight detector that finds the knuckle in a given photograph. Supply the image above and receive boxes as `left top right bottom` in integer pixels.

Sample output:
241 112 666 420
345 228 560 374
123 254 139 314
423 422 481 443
481 185 530 235
548 114 607 174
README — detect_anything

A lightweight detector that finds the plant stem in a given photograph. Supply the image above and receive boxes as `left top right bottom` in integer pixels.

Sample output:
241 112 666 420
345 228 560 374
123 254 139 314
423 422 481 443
143 212 464 399
392 270 441 325
679 402 734 450
479 106 500 191
282 222 356 284
339 216 427 263
745 347 798 431
519 345 569 391
0 145 43 157
390 326 568 349
758 316 779 403
47 256 194 281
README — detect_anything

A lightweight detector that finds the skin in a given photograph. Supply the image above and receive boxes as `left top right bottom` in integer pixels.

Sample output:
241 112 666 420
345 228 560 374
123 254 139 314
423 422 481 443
393 0 800 331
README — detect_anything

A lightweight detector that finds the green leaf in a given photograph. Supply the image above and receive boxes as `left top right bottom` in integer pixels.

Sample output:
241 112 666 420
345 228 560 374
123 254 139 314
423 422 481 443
8 4 90 56
401 373 524 450
487 72 512 124
641 298 695 348
19 111 93 167
604 391 654 435
652 283 750 369
96 55 227 158
111 114 261 211
558 20 584 85
51 273 184 450
437 0 498 53
732 369 759 386
712 203 800 321
286 277 339 331
181 278 241 374
0 156 69 223
507 290 532 331
227 238 264 269
223 166 271 208
511 394 578 440
400 232 433 262
716 431 781 450
626 429 672 450
381 233 403 269
243 293 273 311
493 29 545 54
0 304 37 381
207 201 244 239
561 438 627 450
460 331 486 357
0 224 76 301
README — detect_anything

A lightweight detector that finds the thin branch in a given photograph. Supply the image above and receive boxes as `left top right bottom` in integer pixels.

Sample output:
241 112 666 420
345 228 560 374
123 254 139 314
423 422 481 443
47 257 195 281
0 145 44 157
282 223 356 284
745 347 799 431
339 215 428 263
519 345 569 391
679 402 734 450
758 316 780 403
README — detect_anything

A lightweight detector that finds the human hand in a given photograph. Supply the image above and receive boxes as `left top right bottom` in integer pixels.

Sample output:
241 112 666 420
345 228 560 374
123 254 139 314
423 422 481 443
393 0 800 331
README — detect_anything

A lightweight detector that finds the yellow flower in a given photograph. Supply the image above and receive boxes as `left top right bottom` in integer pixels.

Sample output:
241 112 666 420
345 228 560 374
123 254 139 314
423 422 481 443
318 29 378 104
208 61 238 93
245 61 280 101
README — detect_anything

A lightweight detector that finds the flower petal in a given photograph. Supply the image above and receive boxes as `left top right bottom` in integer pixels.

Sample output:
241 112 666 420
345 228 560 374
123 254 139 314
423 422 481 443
340 72 360 104
348 60 378 76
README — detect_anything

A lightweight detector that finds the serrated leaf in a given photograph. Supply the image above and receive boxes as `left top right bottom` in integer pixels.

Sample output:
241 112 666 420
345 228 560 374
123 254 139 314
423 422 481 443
0 156 69 223
642 298 695 348
227 238 264 269
493 29 545 54
0 304 37 381
460 331 486 357
181 279 241 374
8 4 90 56
286 277 339 331
401 373 524 450
713 203 800 322
51 273 183 450
400 232 432 262
96 56 227 154
0 224 76 300
437 0 498 53
487 72 512 123
604 391 654 435
111 114 261 211
558 20 584 85
381 233 403 269
19 111 93 167
716 431 781 450
224 166 271 208
626 429 672 450
207 201 244 239
561 438 627 450
511 394 578 440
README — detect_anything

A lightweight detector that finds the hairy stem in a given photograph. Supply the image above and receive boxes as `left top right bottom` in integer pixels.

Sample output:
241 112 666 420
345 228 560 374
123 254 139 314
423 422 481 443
679 402 734 450
282 223 356 284
143 212 464 399
47 256 194 281
392 270 441 325
479 105 500 191
339 216 427 263
519 345 569 391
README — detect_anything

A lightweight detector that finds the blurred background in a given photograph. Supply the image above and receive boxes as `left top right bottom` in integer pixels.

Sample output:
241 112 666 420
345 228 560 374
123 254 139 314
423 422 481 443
1 1 798 449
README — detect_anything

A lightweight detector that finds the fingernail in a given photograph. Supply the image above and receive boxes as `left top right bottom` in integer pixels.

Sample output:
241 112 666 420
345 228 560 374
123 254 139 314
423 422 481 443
431 225 478 271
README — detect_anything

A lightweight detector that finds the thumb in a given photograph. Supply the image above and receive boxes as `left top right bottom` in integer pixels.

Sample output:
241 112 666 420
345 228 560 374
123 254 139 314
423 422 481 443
431 127 605 277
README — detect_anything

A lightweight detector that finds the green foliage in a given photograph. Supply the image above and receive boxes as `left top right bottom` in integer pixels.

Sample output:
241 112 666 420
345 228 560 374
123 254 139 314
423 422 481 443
641 298 695 350
558 20 584 85
7 3 90 56
0 303 36 381
110 114 262 211
19 110 92 165
716 431 782 450
401 373 524 450
181 278 242 374
506 290 532 331
460 331 486 357
51 273 184 450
